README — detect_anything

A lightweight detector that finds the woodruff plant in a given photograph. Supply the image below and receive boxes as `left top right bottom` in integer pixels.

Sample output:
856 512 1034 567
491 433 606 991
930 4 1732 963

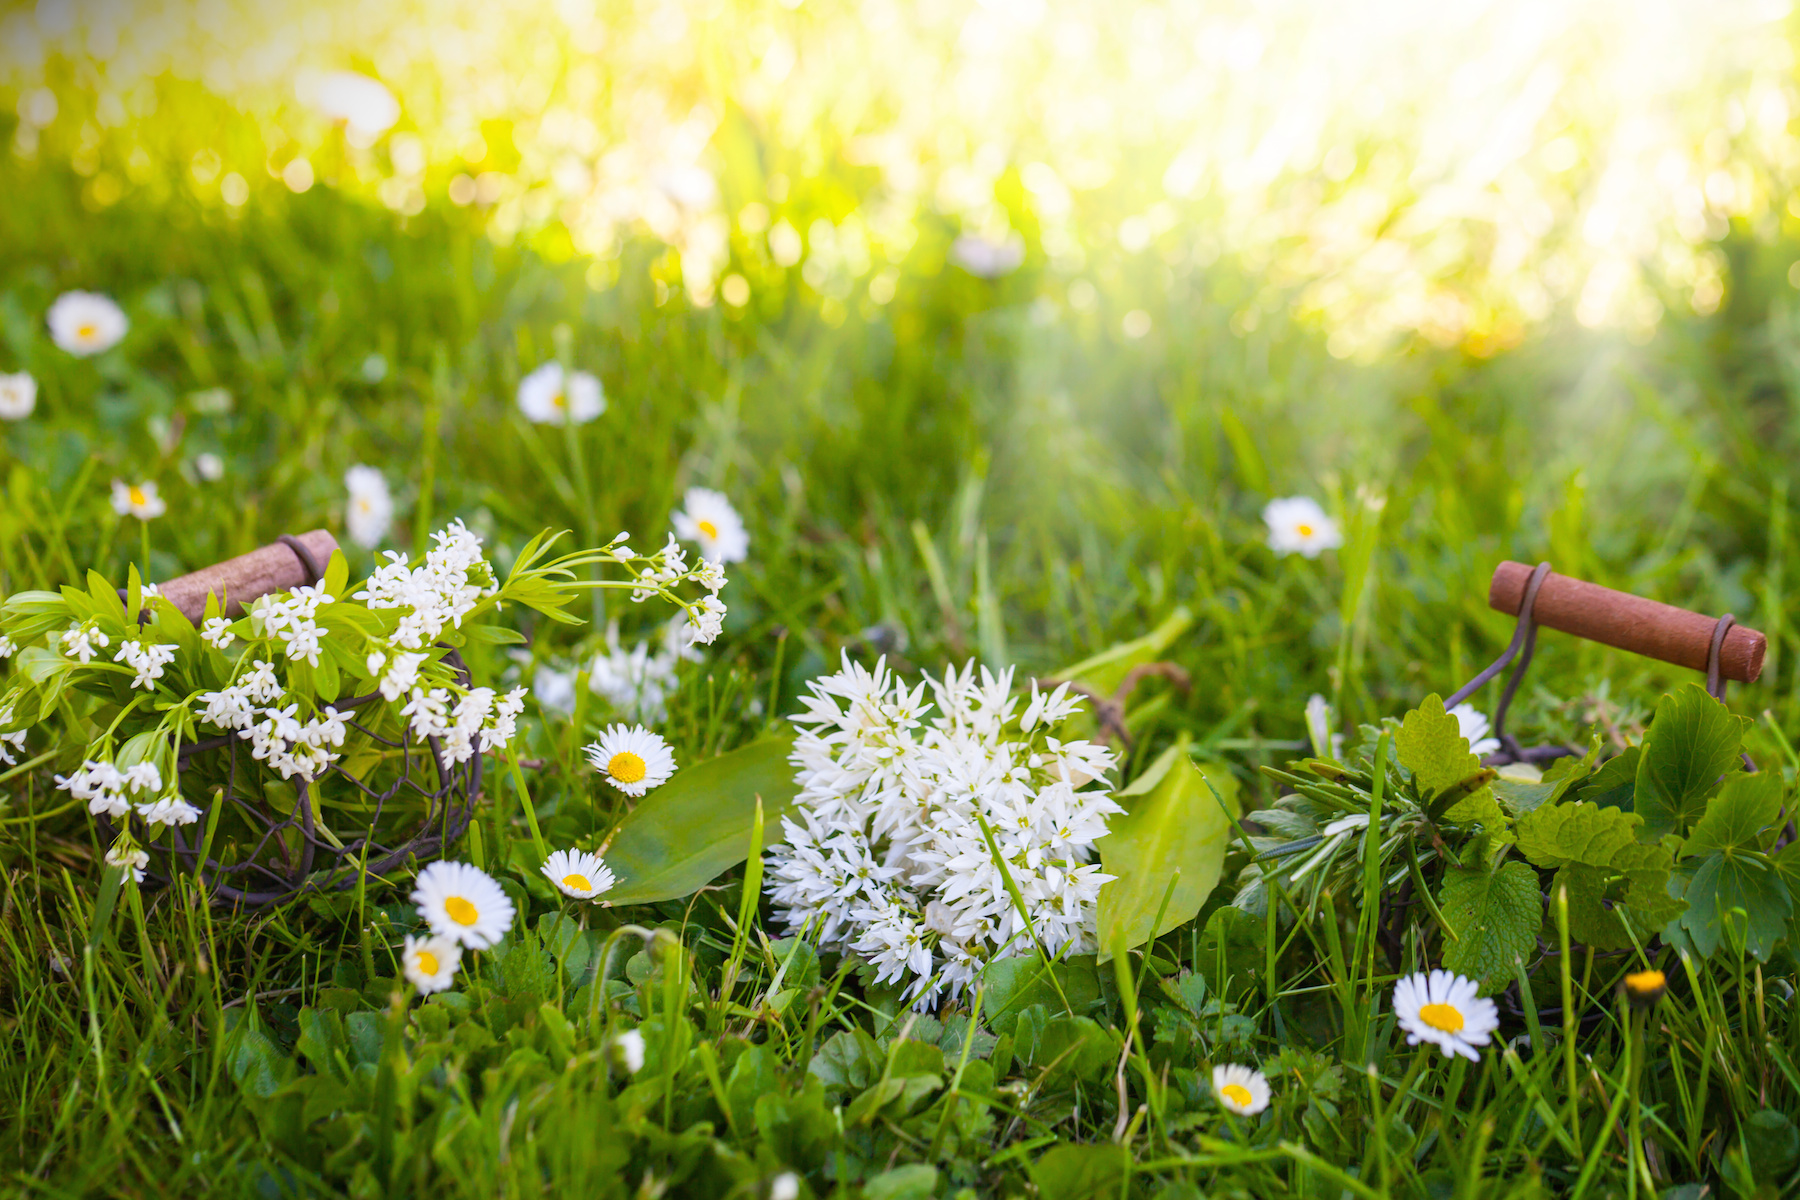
0 522 725 898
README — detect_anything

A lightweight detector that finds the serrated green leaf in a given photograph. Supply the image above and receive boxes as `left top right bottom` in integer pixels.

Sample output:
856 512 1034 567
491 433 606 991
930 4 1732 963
1095 744 1239 963
1518 802 1644 869
1635 683 1749 841
1573 745 1639 810
602 731 800 905
1437 858 1540 994
1684 771 1785 858
1443 785 1514 842
1397 694 1480 801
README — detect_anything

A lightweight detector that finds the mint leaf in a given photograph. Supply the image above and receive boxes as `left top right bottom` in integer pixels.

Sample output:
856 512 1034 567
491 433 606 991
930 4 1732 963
1397 694 1481 801
1437 857 1541 993
1521 803 1676 951
1518 802 1643 869
1634 684 1749 841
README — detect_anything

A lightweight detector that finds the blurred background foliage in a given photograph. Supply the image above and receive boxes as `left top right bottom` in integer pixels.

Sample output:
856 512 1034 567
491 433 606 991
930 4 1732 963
5 0 1800 754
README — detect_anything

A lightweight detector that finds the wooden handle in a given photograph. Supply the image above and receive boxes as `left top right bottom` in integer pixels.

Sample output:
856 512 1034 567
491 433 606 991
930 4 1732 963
157 531 339 623
1488 561 1765 683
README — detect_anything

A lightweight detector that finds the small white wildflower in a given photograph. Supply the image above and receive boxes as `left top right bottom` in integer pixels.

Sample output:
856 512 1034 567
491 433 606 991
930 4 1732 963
202 617 237 651
48 291 128 356
1450 703 1501 758
402 933 462 994
585 724 676 797
1262 496 1341 558
541 848 618 900
412 860 515 950
671 487 749 564
111 479 166 520
517 362 605 425
60 623 110 664
344 464 394 549
1212 1063 1272 1116
1393 969 1499 1062
105 845 150 883
0 371 36 420
613 1028 646 1073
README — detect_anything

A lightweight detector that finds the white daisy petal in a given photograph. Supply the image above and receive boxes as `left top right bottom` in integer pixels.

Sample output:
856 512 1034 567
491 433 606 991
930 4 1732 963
402 933 462 993
48 291 128 356
0 372 36 421
541 847 618 900
1262 495 1342 559
584 723 677 797
411 860 515 949
671 486 749 564
517 362 606 425
1392 969 1498 1061
1211 1063 1271 1115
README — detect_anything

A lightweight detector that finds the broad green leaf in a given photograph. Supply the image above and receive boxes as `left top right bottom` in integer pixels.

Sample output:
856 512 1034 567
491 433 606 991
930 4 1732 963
1049 607 1193 698
1030 1143 1132 1200
1684 771 1785 858
601 731 800 906
1397 694 1480 801
1634 684 1749 841
978 955 1103 1034
1520 802 1677 949
321 549 349 599
1442 787 1514 843
1437 858 1541 993
1674 851 1791 961
1518 802 1643 869
1095 744 1240 962
1576 746 1639 809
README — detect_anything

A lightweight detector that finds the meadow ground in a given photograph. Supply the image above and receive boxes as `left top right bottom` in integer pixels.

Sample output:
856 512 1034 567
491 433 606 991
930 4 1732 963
9 61 1800 1200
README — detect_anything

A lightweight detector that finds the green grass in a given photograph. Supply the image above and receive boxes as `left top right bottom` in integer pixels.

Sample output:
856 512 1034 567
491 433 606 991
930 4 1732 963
9 94 1800 1200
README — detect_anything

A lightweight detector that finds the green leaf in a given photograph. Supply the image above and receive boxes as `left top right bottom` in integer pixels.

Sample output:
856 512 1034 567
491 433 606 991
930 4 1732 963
863 1165 940 1200
1518 801 1644 869
1634 683 1749 841
1519 802 1677 950
978 955 1103 1034
1095 744 1240 963
1029 1144 1132 1200
601 731 800 906
1049 607 1193 698
321 549 349 599
1442 787 1514 843
1675 851 1791 961
1576 746 1639 810
1396 694 1481 802
1437 857 1541 993
1683 771 1785 858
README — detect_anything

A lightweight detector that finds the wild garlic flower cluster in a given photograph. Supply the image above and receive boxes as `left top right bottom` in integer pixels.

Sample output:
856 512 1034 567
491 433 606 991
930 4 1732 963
357 519 496 656
625 533 727 645
588 615 700 722
56 759 200 827
765 656 1122 1009
249 584 332 668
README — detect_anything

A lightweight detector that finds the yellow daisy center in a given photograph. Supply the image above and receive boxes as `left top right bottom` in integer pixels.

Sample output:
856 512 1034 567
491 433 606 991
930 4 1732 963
563 872 592 892
129 486 148 507
552 392 567 408
445 896 480 926
1220 1082 1253 1108
415 949 439 976
78 322 98 340
1625 969 1666 994
1419 1002 1464 1033
608 751 647 783
698 519 719 539
1296 522 1314 537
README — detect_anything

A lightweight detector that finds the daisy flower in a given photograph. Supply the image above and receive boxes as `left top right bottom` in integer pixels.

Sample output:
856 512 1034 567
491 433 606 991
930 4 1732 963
1449 703 1500 758
1211 1063 1271 1116
1623 968 1666 1010
401 933 462 993
541 847 617 900
585 723 677 796
411 860 515 950
344 464 394 548
195 453 225 482
48 291 129 356
0 372 35 420
770 1174 800 1200
111 479 166 520
671 486 749 563
517 362 606 425
307 70 400 142
1262 496 1342 558
613 1028 646 1073
1393 969 1499 1061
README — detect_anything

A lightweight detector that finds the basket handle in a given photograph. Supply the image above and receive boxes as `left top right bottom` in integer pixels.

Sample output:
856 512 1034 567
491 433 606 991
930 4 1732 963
151 530 340 623
1488 561 1765 684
